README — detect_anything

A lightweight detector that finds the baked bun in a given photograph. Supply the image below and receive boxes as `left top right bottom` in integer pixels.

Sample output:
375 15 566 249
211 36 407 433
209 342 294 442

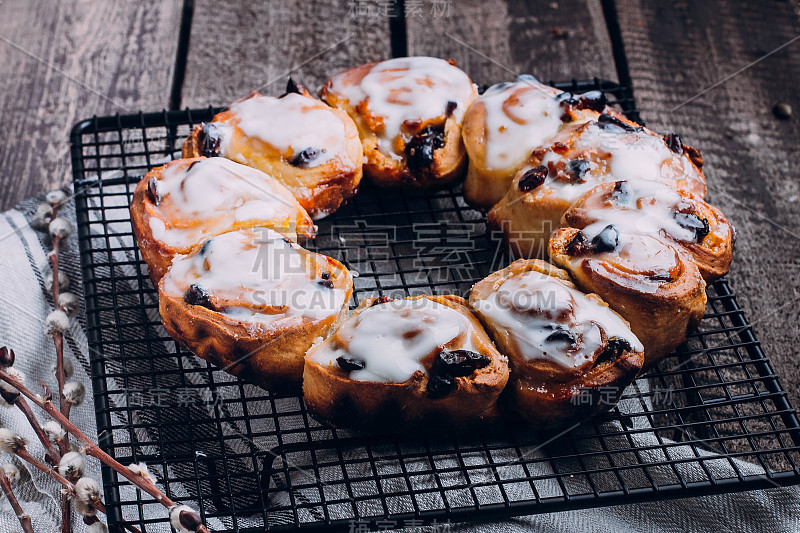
469 259 644 429
563 180 734 281
548 225 706 367
488 117 708 258
158 227 353 389
321 57 478 189
182 85 363 219
462 76 621 209
131 157 315 283
303 295 509 429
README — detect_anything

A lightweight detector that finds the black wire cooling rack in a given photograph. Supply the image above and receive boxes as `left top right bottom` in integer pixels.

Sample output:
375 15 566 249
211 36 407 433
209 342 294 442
70 80 800 532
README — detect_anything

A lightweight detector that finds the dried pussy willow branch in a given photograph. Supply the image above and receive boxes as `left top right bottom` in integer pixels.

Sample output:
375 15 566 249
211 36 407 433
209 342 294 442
0 366 211 533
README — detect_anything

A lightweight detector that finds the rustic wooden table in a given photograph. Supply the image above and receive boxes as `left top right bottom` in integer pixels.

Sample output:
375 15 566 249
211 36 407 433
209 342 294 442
0 0 798 411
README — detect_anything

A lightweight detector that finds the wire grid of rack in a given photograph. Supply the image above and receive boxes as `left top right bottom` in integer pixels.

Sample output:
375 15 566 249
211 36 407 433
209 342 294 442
70 80 800 532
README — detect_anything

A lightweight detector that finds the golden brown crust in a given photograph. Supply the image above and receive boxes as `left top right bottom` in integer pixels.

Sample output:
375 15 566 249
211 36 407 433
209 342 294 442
303 295 509 430
130 157 316 284
562 181 734 281
158 243 353 390
487 181 565 260
469 259 644 429
462 95 627 210
182 91 363 219
487 118 708 260
548 228 707 367
320 62 475 190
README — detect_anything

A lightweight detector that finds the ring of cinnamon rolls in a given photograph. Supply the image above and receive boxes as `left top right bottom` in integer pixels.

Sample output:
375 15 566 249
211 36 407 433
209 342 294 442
129 56 734 431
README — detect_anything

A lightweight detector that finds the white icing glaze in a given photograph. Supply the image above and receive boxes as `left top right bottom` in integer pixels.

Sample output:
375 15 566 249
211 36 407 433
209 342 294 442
565 231 681 295
479 76 565 171
162 228 347 329
578 180 698 244
327 56 477 159
147 158 304 249
308 298 479 383
473 270 642 368
224 93 351 167
537 122 699 203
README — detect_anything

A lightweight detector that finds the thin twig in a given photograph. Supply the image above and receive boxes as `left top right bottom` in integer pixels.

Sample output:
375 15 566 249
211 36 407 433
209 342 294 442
14 446 113 516
14 447 73 489
14 396 61 465
49 203 72 533
0 369 212 533
61 494 70 533
0 467 34 533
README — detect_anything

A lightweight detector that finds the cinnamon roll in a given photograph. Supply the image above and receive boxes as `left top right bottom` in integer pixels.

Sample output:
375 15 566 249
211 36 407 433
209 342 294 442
462 75 622 209
469 259 644 429
158 227 353 389
321 57 478 189
182 84 363 219
563 180 734 281
131 157 315 283
488 118 708 259
548 225 707 367
304 295 509 429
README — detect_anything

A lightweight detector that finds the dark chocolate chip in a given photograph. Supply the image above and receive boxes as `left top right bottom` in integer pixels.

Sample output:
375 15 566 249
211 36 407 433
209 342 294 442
437 349 491 377
426 374 455 398
556 91 580 106
198 239 212 256
556 91 608 116
595 337 632 366
518 165 548 192
147 177 160 206
291 147 322 168
197 123 222 157
674 212 710 243
545 328 577 346
445 100 457 117
567 159 590 183
405 126 446 170
648 270 675 282
321 271 330 280
612 181 633 204
591 224 619 253
336 356 366 372
576 90 607 112
597 113 642 133
683 144 704 168
663 133 684 154
184 284 215 310
318 278 335 289
371 296 392 307
284 77 306 97
565 231 590 256
426 349 491 397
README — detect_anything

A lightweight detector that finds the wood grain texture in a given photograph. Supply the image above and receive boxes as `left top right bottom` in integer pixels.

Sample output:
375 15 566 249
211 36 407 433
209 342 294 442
0 0 183 210
180 0 394 107
613 0 800 407
405 0 618 85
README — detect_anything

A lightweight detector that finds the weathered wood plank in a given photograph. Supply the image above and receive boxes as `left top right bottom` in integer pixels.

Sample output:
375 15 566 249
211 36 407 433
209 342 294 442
180 0 394 106
405 0 618 85
0 0 183 209
613 0 800 404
